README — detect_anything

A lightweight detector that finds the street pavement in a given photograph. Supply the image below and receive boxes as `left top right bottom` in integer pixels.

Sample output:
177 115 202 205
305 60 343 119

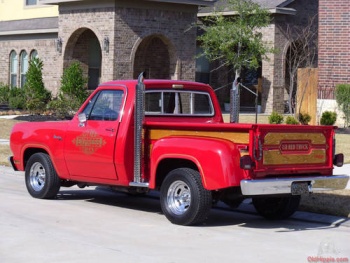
1 114 349 262
0 166 349 263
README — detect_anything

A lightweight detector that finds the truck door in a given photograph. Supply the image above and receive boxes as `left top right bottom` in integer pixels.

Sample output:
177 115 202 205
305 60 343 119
64 88 125 181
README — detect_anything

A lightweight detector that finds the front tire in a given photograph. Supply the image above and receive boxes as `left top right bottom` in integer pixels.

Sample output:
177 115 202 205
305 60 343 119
25 153 61 199
252 195 301 220
160 168 212 226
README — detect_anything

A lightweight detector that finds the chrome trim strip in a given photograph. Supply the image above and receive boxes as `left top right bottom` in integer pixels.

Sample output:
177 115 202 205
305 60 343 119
240 175 349 196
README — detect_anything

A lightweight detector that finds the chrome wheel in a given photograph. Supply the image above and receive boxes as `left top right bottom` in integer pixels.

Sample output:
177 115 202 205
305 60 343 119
167 180 192 215
29 162 46 191
160 168 212 225
25 153 60 199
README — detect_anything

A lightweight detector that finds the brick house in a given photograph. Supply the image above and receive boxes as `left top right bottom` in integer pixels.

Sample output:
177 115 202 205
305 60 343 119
0 0 213 96
198 0 318 114
3 0 345 118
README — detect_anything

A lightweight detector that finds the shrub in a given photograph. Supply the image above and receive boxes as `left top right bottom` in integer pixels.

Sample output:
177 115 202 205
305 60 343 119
60 61 88 105
320 111 337 125
335 83 350 127
285 116 299 125
299 112 311 125
8 87 25 109
50 61 88 118
0 84 10 104
24 58 51 113
47 97 81 119
268 111 284 124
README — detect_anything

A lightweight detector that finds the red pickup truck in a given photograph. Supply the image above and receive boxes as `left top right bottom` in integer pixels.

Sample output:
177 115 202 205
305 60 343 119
9 75 348 225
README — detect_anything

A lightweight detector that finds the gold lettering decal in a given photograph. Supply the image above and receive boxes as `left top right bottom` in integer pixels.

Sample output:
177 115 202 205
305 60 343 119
73 130 106 155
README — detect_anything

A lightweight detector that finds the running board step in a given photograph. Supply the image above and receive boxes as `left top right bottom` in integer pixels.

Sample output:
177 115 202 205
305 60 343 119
129 182 149 188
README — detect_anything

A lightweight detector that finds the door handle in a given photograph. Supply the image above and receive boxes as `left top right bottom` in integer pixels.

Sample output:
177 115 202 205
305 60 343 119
105 128 115 132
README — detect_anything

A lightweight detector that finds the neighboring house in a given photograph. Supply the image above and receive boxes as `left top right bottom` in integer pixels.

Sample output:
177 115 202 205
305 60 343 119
0 0 58 89
197 0 318 113
317 0 350 126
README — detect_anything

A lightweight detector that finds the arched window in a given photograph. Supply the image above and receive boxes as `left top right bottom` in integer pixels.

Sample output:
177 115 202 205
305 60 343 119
20 51 29 88
30 50 38 60
10 51 18 87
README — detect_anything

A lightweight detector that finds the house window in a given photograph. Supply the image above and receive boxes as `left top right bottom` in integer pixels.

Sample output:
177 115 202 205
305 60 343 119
30 50 38 60
10 51 18 87
195 47 210 84
20 51 29 88
26 0 37 5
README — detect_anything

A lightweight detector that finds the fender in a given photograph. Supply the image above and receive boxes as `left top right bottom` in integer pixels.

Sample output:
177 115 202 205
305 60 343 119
19 143 70 179
149 136 245 190
10 121 70 179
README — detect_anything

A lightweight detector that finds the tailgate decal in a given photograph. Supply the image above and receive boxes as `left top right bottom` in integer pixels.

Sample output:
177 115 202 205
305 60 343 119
263 149 326 165
262 132 327 166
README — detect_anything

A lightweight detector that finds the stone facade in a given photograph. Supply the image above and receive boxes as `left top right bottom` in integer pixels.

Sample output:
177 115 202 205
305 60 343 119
318 0 350 100
0 0 200 96
0 17 60 92
0 38 61 92
58 1 198 91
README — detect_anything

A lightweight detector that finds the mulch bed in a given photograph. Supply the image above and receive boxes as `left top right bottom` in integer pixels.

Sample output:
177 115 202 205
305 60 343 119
13 114 68 122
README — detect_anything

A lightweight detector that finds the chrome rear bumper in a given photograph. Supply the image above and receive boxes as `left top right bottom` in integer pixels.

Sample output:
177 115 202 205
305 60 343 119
240 175 349 196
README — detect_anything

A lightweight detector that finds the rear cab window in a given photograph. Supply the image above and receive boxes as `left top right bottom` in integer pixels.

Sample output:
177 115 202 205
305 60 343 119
145 90 214 116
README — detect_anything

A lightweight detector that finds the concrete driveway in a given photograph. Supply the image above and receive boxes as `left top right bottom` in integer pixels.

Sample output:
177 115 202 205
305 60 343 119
0 166 349 263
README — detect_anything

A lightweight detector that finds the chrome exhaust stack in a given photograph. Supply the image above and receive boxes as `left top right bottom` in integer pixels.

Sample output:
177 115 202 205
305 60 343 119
130 72 149 187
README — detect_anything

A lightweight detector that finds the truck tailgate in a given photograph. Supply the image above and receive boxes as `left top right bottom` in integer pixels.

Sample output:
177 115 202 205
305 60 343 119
251 124 335 177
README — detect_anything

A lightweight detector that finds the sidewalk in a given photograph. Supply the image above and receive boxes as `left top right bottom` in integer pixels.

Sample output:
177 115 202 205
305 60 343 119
333 164 350 189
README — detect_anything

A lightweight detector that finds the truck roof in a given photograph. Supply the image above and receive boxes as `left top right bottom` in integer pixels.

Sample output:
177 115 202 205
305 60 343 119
99 79 212 91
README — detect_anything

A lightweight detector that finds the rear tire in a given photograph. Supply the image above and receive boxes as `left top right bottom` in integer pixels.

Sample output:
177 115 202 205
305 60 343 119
160 168 212 226
25 153 61 199
252 195 301 220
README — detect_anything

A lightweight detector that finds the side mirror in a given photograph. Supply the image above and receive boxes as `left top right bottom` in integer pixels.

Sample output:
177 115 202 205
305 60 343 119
78 113 87 126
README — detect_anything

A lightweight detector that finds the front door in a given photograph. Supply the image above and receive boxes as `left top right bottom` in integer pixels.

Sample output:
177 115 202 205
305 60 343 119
64 88 125 182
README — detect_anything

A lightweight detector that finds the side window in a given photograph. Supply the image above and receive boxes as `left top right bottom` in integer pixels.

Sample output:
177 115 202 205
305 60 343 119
193 93 211 114
145 92 161 113
83 90 124 121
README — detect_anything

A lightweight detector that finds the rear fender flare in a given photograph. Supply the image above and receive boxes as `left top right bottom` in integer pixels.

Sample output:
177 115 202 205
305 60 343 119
149 136 244 190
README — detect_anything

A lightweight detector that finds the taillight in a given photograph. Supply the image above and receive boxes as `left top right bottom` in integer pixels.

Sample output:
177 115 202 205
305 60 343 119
333 134 343 167
334 153 344 167
240 155 255 170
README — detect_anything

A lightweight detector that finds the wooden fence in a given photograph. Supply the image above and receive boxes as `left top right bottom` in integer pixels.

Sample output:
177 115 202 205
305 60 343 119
296 68 318 125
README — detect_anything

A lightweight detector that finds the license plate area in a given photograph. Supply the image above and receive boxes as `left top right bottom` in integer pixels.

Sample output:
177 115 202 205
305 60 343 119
291 182 310 195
